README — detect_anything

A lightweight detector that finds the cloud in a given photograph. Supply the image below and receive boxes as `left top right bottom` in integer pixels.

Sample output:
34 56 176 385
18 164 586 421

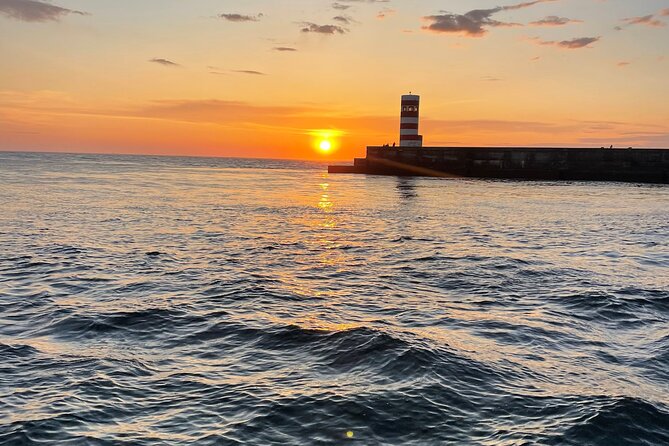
4 91 669 151
528 36 600 49
579 132 669 147
219 13 263 22
300 22 347 34
233 70 266 75
332 15 355 25
0 93 326 128
555 36 600 49
0 0 87 22
332 3 351 10
424 118 669 147
617 61 630 68
132 99 327 126
149 58 181 67
617 9 668 30
208 68 267 75
273 47 297 52
621 14 665 27
377 8 396 20
529 16 582 26
332 0 389 13
423 0 556 37
424 118 565 134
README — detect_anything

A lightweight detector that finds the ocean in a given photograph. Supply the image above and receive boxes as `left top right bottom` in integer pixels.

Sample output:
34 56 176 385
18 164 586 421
1 151 668 445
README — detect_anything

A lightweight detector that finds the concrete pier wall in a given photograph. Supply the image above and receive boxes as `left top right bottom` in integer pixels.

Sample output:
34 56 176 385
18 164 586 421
329 146 669 183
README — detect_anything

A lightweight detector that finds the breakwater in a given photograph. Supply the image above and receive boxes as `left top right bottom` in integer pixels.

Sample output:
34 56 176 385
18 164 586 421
329 146 669 183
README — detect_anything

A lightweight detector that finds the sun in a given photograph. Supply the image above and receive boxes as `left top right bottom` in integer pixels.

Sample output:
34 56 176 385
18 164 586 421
309 129 343 156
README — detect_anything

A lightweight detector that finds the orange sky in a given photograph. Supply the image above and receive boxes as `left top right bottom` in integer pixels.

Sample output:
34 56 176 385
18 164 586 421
1 0 669 160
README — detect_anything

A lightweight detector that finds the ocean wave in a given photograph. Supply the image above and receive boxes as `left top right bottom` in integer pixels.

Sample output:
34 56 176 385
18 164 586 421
36 308 212 340
551 397 669 445
551 288 669 324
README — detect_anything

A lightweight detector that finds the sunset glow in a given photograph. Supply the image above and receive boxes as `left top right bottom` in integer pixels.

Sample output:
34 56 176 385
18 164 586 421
1 0 668 159
2 1 669 442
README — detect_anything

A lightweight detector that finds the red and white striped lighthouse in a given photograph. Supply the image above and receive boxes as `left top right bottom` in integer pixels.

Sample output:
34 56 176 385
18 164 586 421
399 94 423 147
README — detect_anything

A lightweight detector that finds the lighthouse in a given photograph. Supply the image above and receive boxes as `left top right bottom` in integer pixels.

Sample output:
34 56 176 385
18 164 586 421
399 94 423 147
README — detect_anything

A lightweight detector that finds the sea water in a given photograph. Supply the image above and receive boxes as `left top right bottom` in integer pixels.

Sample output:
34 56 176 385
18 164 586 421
1 151 668 445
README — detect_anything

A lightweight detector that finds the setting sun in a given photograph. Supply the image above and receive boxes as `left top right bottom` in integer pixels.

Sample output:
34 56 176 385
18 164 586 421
310 129 343 156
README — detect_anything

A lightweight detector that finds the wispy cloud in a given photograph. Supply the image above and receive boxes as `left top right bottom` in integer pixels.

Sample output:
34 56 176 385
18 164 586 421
527 36 600 49
300 22 347 34
219 13 263 23
616 9 668 30
4 91 669 151
333 15 354 25
331 0 389 13
273 47 298 52
233 70 266 76
134 99 326 126
377 8 396 20
149 58 181 67
529 16 583 27
332 3 351 11
0 0 87 22
423 0 557 37
621 15 665 28
208 68 267 75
